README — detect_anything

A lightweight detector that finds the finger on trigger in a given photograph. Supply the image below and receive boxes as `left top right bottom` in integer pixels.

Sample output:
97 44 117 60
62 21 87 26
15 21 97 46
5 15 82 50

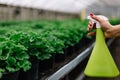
87 32 96 36
88 24 92 29
88 25 92 31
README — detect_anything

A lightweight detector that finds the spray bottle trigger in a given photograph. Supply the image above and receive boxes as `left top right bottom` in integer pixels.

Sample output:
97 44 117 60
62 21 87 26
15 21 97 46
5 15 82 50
87 15 108 28
92 22 96 29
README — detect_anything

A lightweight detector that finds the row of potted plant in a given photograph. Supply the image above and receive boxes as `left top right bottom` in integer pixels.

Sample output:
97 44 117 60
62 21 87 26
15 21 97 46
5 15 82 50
0 19 90 80
0 18 119 79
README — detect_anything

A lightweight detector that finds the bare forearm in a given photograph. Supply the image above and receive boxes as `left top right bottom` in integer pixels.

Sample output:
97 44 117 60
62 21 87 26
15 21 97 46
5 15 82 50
106 24 120 38
113 25 120 37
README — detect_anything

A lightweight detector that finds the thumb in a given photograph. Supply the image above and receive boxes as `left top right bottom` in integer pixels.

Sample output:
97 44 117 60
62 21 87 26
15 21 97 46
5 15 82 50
90 13 102 23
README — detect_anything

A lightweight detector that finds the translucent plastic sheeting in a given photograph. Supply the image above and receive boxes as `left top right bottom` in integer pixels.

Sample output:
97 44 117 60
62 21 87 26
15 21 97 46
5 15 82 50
0 0 97 14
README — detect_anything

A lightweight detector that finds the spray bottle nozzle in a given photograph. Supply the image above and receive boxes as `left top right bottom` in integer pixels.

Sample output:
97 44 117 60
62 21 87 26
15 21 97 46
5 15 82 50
87 15 108 28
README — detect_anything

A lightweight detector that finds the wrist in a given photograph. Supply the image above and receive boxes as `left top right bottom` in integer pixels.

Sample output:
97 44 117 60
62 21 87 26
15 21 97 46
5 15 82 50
105 25 115 38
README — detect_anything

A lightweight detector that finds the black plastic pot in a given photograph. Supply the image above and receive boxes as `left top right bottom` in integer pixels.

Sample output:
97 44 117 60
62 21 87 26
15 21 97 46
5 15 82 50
55 49 67 63
67 46 75 55
39 58 54 71
39 56 55 79
74 39 86 52
1 71 19 80
74 37 94 52
84 37 95 44
18 58 39 80
55 54 65 62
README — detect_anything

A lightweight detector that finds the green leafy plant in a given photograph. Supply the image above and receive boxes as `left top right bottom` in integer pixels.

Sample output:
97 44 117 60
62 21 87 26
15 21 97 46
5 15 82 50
0 19 91 61
0 36 31 78
8 31 65 60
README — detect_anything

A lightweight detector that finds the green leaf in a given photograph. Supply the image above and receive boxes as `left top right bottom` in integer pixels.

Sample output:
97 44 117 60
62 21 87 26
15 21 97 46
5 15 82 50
6 66 16 72
13 44 27 52
9 32 21 42
22 61 31 71
0 72 2 78
29 49 40 56
17 60 31 70
0 68 5 78
0 68 5 73
38 53 52 60
15 52 29 60
0 48 10 60
6 57 16 66
0 37 8 42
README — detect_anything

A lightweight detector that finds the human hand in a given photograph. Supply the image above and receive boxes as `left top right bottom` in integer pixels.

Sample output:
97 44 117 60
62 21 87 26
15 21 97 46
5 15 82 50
87 13 114 38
